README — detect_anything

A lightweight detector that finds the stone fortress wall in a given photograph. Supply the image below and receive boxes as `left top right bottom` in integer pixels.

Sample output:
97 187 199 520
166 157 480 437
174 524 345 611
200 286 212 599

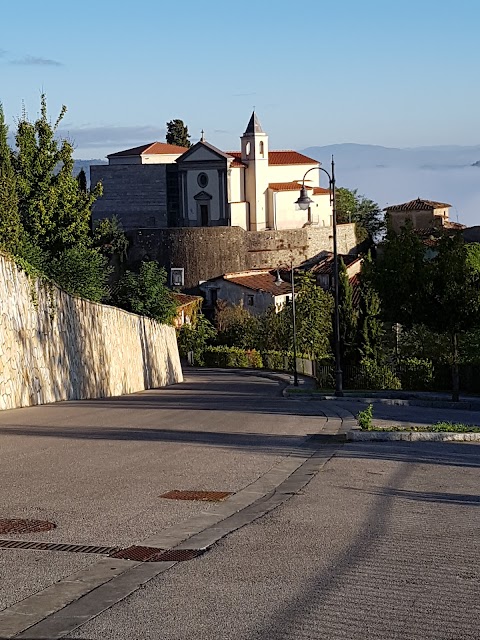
127 223 359 289
0 253 183 411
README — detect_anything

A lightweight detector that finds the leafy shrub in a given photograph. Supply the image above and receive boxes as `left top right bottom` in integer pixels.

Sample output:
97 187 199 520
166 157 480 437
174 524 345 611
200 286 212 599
352 358 402 390
203 345 263 369
49 246 111 302
260 350 293 371
398 358 433 390
357 404 374 430
113 261 177 324
177 314 217 365
246 349 263 368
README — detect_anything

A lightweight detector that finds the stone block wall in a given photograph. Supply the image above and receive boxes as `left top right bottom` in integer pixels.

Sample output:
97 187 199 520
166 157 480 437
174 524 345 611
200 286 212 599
127 223 358 289
91 164 169 230
0 254 183 411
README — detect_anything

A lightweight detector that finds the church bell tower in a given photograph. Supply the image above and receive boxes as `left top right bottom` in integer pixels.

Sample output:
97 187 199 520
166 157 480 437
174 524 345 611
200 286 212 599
241 112 269 230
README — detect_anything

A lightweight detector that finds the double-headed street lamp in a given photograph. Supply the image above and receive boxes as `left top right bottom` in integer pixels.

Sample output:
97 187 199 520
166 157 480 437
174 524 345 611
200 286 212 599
295 157 343 397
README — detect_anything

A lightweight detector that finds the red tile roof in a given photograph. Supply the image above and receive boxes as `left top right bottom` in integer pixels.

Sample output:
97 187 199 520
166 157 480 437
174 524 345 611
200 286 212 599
313 186 330 195
223 270 292 295
227 151 318 166
308 253 361 275
269 181 302 192
108 141 189 158
350 273 361 307
384 198 452 212
443 221 466 230
174 293 203 308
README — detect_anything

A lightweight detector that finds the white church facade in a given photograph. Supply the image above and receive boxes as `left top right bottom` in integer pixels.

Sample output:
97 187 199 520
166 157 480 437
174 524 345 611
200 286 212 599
177 112 332 231
91 112 333 232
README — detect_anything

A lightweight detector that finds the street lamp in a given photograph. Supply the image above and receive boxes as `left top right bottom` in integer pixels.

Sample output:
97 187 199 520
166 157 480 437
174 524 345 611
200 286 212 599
295 157 343 397
275 265 298 387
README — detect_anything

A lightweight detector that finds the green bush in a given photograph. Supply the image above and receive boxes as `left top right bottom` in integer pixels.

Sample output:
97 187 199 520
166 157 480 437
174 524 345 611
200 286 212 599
353 358 402 390
357 404 374 430
398 358 433 390
203 345 258 368
260 350 293 371
246 349 263 368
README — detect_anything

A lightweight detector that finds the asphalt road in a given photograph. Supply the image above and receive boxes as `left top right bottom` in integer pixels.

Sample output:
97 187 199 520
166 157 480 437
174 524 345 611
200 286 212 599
69 440 480 640
0 369 479 639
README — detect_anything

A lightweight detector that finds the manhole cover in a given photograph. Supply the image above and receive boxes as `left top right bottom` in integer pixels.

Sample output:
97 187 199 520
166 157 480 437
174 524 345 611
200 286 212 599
0 519 56 534
160 490 232 502
110 546 203 562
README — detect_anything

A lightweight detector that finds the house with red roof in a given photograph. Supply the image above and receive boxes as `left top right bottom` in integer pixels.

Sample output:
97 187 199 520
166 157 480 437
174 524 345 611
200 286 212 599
91 112 332 232
199 269 293 316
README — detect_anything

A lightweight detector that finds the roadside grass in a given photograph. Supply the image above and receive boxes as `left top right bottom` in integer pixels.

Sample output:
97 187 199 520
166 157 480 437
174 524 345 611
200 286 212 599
362 421 480 433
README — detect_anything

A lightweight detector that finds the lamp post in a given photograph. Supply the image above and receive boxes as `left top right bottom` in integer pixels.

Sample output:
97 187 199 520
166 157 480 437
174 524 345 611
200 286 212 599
275 264 298 386
295 157 343 397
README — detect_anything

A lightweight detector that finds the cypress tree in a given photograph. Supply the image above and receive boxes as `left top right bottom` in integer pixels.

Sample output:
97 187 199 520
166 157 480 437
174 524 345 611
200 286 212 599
166 119 191 148
338 258 358 364
358 252 384 362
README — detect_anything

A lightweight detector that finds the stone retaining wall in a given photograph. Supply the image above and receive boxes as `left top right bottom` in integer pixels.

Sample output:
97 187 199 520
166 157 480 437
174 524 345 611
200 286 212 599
0 254 183 410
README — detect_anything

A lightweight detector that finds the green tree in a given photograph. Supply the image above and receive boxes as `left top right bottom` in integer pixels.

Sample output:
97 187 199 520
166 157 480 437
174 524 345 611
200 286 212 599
177 313 217 365
13 94 102 255
113 261 177 324
0 104 21 252
373 228 480 400
421 235 480 400
278 272 333 359
166 119 191 148
93 216 129 262
214 300 261 349
358 255 384 362
335 187 384 243
338 258 358 364
49 246 111 302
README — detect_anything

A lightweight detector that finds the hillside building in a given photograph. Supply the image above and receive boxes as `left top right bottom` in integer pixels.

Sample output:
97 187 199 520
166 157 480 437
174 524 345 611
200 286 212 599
384 198 455 233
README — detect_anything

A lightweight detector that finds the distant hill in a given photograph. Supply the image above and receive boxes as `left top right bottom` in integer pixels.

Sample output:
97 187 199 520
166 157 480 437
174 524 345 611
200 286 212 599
298 144 480 227
301 143 480 170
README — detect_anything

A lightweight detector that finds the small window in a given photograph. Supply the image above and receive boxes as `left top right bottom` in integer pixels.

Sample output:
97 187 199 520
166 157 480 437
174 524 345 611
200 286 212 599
247 295 254 306
210 289 218 306
246 141 251 156
259 141 264 157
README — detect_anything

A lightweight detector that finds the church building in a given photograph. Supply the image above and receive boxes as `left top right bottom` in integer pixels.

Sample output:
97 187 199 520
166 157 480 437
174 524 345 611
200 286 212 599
91 112 333 232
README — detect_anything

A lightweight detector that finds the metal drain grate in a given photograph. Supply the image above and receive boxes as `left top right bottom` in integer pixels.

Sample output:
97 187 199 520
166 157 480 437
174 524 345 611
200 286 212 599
160 490 233 502
109 546 203 562
0 519 56 534
0 539 119 555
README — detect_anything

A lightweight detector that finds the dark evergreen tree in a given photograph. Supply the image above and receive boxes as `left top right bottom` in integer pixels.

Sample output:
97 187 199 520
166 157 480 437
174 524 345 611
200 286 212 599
338 258 358 364
77 168 87 193
358 253 384 362
166 119 191 148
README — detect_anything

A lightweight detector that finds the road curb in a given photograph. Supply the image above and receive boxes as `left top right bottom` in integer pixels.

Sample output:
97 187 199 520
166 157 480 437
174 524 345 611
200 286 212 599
348 430 480 442
285 393 480 411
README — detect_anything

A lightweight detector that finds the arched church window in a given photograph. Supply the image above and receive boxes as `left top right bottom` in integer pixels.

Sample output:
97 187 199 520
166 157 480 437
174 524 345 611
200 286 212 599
246 142 251 156
259 141 264 157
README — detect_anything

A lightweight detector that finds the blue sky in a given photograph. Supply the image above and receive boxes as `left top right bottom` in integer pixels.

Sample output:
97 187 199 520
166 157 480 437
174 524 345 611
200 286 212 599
1 0 479 159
